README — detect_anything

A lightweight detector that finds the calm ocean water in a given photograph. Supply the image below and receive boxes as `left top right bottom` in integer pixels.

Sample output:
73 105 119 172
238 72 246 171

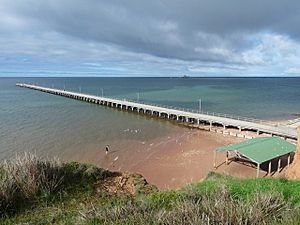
1 77 300 160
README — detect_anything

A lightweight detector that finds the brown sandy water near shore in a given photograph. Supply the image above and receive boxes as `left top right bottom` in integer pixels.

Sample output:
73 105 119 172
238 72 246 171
68 126 268 190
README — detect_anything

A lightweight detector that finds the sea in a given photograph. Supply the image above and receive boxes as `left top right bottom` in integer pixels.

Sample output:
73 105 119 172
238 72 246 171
1 77 300 161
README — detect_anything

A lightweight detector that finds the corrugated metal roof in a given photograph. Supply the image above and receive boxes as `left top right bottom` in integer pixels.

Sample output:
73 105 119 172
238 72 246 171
216 137 296 164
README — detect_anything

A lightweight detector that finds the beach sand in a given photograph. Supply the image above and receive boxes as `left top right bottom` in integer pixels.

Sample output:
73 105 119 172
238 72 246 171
69 127 279 190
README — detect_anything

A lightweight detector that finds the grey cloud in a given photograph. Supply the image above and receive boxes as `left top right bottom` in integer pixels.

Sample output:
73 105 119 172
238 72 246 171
1 0 300 64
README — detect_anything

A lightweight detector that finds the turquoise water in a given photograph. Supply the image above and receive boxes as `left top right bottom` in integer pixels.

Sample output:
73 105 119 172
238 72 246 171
1 77 300 160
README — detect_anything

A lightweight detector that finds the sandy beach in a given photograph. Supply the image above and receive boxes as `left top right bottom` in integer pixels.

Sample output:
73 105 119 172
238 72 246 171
69 126 280 190
61 113 300 190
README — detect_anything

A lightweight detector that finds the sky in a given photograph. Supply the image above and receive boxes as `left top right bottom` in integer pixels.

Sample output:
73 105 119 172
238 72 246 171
1 0 300 77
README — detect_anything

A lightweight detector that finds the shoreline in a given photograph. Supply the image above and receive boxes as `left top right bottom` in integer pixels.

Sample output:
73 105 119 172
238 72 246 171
67 117 298 190
36 114 297 190
70 127 267 190
269 118 300 129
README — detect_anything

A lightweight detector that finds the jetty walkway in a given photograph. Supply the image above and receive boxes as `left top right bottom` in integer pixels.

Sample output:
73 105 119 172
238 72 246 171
16 83 297 140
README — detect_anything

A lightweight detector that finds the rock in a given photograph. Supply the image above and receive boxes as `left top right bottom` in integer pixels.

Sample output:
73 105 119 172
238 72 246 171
94 172 157 196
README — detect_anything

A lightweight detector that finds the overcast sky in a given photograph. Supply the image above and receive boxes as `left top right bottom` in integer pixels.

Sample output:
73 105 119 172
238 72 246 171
1 0 300 77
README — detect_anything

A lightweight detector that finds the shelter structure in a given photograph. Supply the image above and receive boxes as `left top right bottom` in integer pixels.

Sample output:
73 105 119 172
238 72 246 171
214 137 296 177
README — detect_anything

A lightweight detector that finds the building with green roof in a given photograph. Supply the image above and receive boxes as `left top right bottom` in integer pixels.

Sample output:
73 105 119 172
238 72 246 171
214 137 296 177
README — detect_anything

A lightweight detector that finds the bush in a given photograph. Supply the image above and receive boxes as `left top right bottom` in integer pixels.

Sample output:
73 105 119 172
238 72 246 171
60 161 111 189
0 153 64 214
0 153 111 215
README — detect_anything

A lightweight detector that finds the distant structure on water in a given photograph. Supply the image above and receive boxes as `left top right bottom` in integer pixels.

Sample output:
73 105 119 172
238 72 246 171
181 75 190 79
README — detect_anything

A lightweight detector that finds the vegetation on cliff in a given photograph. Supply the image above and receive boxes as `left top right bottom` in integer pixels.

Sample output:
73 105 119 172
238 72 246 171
1 153 300 224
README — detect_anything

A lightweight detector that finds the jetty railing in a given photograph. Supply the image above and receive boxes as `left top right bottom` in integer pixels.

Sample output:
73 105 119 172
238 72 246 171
85 95 274 126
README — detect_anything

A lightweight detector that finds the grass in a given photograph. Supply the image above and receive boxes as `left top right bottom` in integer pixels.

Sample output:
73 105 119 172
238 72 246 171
2 154 300 224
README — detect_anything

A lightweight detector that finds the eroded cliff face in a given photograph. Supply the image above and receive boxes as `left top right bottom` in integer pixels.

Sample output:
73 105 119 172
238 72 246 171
285 126 300 179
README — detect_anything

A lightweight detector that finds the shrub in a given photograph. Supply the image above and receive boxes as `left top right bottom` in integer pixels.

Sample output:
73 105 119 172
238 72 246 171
0 153 111 215
0 153 63 214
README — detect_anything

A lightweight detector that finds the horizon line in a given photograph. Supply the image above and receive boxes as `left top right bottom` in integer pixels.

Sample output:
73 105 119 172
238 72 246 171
1 76 300 78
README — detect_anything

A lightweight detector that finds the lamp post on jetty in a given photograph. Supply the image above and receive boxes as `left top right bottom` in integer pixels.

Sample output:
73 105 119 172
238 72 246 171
137 92 140 102
101 88 104 97
198 98 202 112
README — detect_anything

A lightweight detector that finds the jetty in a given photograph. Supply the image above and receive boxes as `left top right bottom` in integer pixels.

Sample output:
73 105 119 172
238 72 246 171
16 83 297 140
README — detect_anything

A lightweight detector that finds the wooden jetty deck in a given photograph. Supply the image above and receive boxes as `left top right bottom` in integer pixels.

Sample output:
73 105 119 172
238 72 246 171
16 83 297 140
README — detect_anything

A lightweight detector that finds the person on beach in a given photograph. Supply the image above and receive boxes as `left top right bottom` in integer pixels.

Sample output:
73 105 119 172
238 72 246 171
105 145 109 155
